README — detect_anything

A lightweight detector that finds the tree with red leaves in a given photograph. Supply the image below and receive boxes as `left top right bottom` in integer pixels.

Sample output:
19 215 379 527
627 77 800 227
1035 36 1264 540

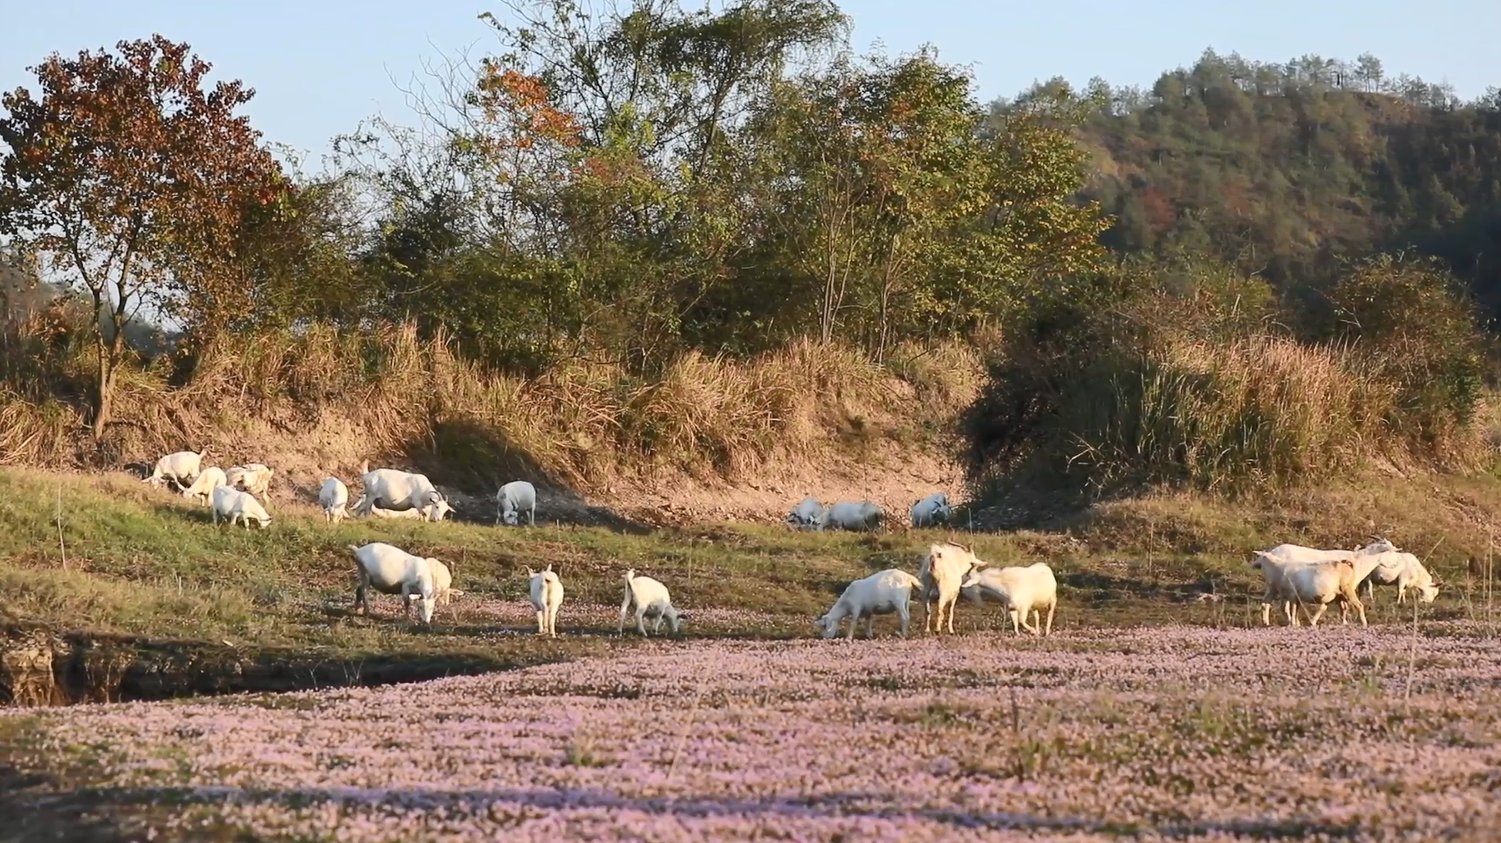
0 36 285 437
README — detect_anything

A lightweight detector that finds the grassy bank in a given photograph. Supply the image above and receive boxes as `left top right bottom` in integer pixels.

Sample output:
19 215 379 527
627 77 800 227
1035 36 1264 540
1 323 981 493
3 464 1500 707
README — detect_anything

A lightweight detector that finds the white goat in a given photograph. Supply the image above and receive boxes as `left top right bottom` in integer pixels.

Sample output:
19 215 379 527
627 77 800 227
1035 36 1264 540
353 463 454 522
618 569 685 637
922 542 986 634
367 504 425 520
1257 538 1397 566
210 485 271 530
816 568 925 640
496 480 538 526
909 493 952 529
1354 551 1440 607
179 466 227 505
318 477 350 524
528 564 564 637
225 463 274 498
146 449 207 490
824 500 884 532
960 562 1059 636
349 542 442 625
1256 538 1396 620
1251 554 1367 627
786 496 828 531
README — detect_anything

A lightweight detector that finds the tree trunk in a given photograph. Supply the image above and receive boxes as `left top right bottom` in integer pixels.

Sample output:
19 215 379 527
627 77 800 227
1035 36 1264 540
90 333 121 439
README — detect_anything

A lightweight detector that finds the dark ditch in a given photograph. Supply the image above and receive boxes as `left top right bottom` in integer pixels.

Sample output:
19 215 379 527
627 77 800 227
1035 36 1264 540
0 626 512 707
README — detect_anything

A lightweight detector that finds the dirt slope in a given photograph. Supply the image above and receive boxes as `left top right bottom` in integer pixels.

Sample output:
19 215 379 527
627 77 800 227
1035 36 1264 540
141 414 968 530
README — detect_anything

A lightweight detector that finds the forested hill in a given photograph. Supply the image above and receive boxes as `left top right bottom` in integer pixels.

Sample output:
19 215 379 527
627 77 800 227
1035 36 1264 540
1067 51 1501 317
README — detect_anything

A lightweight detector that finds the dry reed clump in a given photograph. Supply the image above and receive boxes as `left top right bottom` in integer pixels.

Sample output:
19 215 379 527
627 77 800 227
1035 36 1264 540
0 394 76 466
776 338 891 434
2 320 940 486
884 340 985 422
620 351 788 477
1062 336 1412 492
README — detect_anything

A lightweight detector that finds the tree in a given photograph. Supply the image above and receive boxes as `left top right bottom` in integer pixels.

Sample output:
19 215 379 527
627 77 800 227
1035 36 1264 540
1355 52 1383 92
741 52 1108 355
236 169 367 330
0 36 284 437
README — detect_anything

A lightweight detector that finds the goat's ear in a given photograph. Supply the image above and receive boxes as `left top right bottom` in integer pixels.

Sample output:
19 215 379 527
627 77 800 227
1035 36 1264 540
544 563 552 572
526 567 535 577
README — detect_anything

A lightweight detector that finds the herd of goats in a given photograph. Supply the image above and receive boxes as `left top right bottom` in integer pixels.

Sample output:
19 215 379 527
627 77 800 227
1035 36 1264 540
136 448 1444 640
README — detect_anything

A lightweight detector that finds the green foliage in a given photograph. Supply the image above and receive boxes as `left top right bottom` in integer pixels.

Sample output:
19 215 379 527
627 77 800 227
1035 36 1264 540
317 2 1109 371
1081 49 1501 319
5 18 1497 503
953 50 1501 493
697 50 1108 357
1319 255 1487 450
964 254 1485 495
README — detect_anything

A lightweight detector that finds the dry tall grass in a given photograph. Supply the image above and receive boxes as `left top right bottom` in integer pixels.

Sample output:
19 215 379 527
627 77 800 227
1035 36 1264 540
1018 335 1484 493
0 322 973 488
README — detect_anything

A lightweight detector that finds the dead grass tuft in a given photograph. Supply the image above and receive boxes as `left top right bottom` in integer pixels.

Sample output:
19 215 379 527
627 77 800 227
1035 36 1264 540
0 324 978 493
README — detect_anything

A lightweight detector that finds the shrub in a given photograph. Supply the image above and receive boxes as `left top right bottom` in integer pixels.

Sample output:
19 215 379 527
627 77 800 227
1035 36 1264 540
1320 255 1488 455
965 254 1487 496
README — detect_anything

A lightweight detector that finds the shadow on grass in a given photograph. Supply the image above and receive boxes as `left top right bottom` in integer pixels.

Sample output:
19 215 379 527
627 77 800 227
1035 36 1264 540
402 418 650 535
1060 571 1193 603
22 782 1361 840
0 763 131 843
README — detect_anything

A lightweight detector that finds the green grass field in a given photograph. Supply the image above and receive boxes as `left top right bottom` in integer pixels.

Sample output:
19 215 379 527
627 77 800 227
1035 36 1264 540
3 464 1499 707
5 466 1501 841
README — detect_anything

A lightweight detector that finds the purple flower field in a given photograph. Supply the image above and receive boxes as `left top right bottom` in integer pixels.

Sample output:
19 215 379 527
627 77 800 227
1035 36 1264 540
9 622 1501 841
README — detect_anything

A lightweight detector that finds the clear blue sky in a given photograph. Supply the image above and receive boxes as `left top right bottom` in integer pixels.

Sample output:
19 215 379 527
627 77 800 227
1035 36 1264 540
2 0 1496 164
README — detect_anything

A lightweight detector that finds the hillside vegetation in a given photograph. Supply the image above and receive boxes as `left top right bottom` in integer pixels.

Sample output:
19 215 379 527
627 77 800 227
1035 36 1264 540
1 8 1499 519
1077 50 1501 318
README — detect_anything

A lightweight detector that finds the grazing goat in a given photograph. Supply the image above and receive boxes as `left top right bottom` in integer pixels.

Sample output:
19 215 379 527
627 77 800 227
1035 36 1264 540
1251 553 1367 627
824 501 883 532
909 493 952 529
1255 538 1396 620
146 449 207 490
349 542 442 625
210 485 271 530
816 568 924 640
960 562 1059 636
225 463 274 498
1351 551 1439 615
497 480 538 526
786 496 827 531
528 564 564 637
921 542 987 634
318 477 350 523
353 463 453 522
618 569 684 637
180 466 227 505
